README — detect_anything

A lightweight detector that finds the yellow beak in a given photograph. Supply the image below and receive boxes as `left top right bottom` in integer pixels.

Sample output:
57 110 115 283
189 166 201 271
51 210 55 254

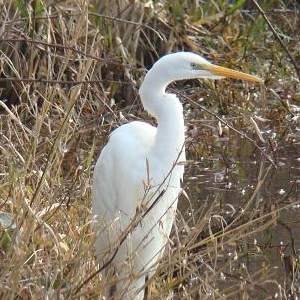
207 64 263 83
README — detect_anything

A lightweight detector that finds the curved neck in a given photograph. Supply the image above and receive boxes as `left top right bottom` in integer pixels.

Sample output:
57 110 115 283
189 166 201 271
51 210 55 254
139 71 185 162
139 71 171 117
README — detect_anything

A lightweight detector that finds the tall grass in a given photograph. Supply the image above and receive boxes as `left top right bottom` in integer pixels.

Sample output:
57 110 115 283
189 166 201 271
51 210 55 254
0 0 299 299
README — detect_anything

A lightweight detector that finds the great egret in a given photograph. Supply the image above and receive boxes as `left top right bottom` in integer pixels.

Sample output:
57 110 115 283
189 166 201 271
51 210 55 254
92 52 262 299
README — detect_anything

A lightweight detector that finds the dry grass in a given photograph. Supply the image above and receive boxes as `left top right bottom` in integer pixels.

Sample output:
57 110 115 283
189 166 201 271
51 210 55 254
0 0 299 299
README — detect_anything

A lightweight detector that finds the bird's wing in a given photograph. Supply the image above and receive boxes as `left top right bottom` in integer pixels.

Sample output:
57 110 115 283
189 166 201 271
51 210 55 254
92 121 156 221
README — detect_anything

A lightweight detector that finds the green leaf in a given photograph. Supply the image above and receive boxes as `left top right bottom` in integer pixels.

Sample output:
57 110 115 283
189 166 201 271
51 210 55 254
227 0 246 15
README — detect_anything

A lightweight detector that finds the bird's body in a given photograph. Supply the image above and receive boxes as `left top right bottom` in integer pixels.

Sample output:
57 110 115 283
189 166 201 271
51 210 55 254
93 95 185 299
92 52 262 299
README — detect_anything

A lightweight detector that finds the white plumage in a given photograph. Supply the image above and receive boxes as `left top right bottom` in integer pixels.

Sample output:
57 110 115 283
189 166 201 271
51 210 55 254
92 52 262 299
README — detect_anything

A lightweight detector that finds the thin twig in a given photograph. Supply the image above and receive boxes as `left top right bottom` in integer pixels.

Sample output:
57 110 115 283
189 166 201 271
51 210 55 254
0 37 142 72
251 0 300 80
73 143 185 295
3 12 164 42
180 93 276 167
0 77 131 85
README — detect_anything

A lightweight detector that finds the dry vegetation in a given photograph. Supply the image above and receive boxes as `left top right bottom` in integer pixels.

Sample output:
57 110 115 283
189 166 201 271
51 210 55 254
0 0 299 299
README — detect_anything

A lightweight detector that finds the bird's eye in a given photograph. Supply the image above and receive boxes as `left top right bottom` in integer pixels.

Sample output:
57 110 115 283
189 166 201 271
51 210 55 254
191 62 200 70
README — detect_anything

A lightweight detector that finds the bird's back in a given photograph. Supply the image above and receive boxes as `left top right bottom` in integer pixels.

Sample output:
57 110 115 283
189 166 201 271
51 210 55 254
93 121 159 265
93 121 156 220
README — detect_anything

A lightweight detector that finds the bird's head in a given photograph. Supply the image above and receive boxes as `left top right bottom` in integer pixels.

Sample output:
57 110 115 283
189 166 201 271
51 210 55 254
150 52 263 84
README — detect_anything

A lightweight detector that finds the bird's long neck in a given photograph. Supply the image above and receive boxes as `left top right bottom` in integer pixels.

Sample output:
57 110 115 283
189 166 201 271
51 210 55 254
139 72 185 164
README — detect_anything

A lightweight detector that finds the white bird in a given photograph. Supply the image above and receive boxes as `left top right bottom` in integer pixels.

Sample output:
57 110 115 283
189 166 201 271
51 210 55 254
92 52 262 299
